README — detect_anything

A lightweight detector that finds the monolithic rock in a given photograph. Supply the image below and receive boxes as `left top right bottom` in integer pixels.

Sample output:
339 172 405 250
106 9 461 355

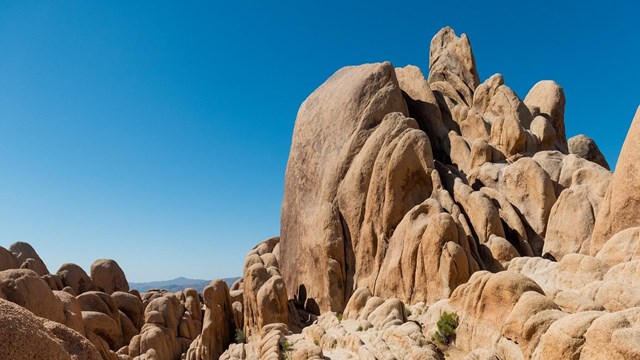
591 107 640 254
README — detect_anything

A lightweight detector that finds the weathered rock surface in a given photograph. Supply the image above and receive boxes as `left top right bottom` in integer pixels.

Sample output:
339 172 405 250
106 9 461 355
90 259 129 295
568 134 610 170
3 25 638 360
186 280 235 360
0 298 101 360
242 237 289 337
591 106 640 254
58 263 96 295
10 241 50 276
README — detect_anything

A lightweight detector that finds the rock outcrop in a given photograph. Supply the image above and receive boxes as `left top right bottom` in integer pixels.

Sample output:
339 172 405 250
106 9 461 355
591 106 640 254
3 25 639 360
0 298 101 360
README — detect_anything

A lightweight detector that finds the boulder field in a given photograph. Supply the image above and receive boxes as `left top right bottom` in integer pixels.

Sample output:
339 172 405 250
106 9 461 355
2 26 640 359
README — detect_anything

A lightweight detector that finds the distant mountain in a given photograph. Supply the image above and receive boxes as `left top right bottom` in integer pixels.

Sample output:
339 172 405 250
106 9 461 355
129 276 240 293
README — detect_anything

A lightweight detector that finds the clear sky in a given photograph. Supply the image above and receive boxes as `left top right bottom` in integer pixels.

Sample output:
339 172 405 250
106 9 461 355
0 1 638 282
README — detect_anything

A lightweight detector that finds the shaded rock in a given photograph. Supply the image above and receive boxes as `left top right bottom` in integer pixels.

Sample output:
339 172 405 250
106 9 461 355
0 246 19 271
10 241 49 276
57 263 95 295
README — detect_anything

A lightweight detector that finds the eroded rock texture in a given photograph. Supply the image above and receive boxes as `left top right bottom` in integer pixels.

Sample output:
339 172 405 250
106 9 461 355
3 25 640 360
279 26 601 314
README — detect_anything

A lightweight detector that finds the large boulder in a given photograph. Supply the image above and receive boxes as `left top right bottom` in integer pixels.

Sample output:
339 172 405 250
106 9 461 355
591 107 640 254
0 298 101 360
243 237 289 337
57 263 95 295
90 259 129 295
280 61 420 313
524 80 567 152
127 293 185 360
568 134 610 170
0 269 65 323
9 241 49 276
185 280 236 360
428 26 480 106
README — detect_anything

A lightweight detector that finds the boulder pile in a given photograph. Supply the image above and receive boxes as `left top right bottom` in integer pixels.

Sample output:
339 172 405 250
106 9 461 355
2 26 640 360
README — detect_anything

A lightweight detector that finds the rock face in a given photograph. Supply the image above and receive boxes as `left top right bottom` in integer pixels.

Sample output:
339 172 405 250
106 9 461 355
10 241 50 276
90 259 129 295
591 106 640 254
0 298 101 360
242 237 289 337
279 26 613 316
568 134 610 170
186 280 236 360
4 25 639 360
58 263 96 295
0 269 65 323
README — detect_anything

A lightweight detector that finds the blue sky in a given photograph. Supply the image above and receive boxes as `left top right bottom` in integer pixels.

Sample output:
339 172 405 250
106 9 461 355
0 1 637 282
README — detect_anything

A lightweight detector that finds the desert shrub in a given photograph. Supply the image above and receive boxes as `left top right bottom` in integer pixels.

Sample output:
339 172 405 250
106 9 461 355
432 311 458 346
234 328 246 344
336 312 343 321
279 338 293 352
356 325 363 331
404 305 412 318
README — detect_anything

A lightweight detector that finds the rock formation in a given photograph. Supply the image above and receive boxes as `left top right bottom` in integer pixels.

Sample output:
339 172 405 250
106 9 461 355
2 25 640 360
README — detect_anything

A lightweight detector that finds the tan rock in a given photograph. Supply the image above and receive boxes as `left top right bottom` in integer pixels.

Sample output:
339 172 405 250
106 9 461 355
568 134 610 170
524 80 567 151
90 259 129 295
0 246 18 271
489 115 526 157
591 108 640 253
243 238 289 338
0 298 101 360
128 293 184 360
185 279 236 360
0 268 65 323
10 241 50 276
543 183 602 259
428 26 480 106
280 62 411 313
57 263 95 295
54 290 85 334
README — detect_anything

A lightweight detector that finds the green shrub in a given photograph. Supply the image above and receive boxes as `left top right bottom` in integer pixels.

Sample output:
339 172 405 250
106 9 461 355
234 328 246 344
313 339 319 346
279 338 293 352
432 311 459 346
356 325 363 331
404 305 412 318
336 312 343 321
